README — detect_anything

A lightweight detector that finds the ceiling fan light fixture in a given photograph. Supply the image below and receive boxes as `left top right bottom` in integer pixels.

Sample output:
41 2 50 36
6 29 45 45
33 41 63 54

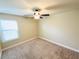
33 12 40 19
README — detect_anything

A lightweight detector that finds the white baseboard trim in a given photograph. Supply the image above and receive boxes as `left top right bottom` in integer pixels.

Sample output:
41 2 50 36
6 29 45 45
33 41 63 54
39 36 79 53
2 37 37 51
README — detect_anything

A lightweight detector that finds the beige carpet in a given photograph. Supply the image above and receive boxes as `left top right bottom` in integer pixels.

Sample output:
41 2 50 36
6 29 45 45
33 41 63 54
2 39 79 59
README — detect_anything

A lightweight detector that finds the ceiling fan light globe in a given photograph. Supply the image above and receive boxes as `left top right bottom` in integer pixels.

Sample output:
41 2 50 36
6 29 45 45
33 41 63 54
34 15 40 19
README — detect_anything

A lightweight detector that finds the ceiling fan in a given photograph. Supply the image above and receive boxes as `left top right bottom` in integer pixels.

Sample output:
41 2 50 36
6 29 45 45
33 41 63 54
23 7 50 19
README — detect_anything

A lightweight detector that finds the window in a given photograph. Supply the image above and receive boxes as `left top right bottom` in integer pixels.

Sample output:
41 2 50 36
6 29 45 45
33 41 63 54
0 20 19 42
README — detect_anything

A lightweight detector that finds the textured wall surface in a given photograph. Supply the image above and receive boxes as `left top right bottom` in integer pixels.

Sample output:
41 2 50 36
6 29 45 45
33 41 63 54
2 39 79 59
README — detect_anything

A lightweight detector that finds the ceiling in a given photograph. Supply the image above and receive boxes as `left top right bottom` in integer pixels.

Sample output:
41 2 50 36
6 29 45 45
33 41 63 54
0 0 78 16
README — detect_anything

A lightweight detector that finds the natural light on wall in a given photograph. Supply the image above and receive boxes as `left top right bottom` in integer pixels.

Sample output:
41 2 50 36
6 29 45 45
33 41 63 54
0 20 19 42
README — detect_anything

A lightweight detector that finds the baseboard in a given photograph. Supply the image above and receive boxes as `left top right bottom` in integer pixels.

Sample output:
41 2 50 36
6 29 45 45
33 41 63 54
2 37 37 51
39 36 79 53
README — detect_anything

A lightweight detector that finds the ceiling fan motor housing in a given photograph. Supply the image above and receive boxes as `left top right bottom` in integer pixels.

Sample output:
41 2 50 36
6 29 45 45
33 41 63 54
32 7 41 12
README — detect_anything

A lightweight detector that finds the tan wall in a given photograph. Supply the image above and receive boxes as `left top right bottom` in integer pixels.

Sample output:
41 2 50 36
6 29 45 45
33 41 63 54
39 9 79 50
0 14 38 48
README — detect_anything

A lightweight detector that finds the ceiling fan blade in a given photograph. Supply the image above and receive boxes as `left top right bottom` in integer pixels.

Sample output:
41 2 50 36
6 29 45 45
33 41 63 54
41 14 50 16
